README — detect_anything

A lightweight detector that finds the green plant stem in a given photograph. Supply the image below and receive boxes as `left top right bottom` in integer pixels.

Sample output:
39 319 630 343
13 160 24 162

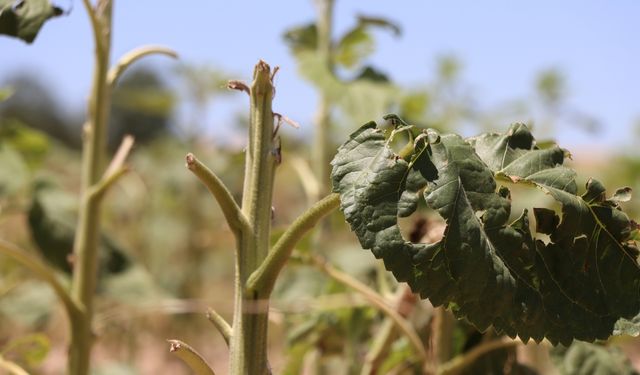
312 0 334 200
69 1 114 373
310 255 428 365
229 60 276 375
206 308 232 347
168 340 217 375
0 239 81 322
186 153 250 239
436 339 519 375
107 45 178 87
246 193 340 295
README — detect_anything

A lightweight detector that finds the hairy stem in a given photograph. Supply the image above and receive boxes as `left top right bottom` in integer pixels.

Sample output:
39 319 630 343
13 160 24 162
185 153 250 238
206 308 232 347
246 193 340 296
168 340 217 375
229 60 276 375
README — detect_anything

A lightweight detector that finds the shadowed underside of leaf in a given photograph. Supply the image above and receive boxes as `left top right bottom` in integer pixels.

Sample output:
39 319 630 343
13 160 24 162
0 0 62 43
331 117 640 345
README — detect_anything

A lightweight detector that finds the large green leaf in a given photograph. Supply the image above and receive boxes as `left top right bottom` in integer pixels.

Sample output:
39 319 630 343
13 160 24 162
331 117 640 345
0 0 62 43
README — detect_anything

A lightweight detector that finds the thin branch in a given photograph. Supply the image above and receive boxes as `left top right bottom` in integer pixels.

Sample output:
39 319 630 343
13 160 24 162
0 355 29 375
246 193 340 296
107 46 178 88
167 340 217 375
104 135 134 179
88 166 129 200
0 239 81 321
437 338 520 375
206 308 232 347
362 284 416 375
81 0 103 55
310 255 428 364
288 157 321 205
185 153 250 237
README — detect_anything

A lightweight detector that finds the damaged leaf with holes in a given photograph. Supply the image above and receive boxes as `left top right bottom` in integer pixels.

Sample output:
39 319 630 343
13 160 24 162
331 116 640 345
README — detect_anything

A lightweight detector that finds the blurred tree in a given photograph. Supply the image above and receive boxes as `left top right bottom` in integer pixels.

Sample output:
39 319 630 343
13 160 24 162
108 67 175 151
0 72 80 148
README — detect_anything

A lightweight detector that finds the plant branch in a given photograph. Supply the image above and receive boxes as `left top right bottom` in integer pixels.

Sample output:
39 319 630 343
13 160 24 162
206 308 232 347
309 255 428 364
80 0 103 55
0 239 81 322
311 0 335 200
88 166 129 200
361 284 416 375
185 153 250 237
107 45 178 88
246 193 340 296
168 340 217 375
437 338 520 375
0 355 29 375
69 1 114 373
229 60 276 375
104 135 135 178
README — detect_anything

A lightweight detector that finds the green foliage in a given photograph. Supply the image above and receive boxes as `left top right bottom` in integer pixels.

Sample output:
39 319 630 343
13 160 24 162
0 280 55 326
0 142 29 198
0 333 50 369
551 341 636 375
331 115 640 345
109 68 175 150
334 16 400 69
0 0 62 43
0 86 13 101
28 181 131 276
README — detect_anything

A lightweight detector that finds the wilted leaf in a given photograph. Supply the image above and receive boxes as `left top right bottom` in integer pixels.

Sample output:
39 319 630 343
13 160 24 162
331 117 640 345
0 0 63 43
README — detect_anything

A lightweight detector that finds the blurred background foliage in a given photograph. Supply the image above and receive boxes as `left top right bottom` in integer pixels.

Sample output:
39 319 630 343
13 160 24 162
1 2 640 374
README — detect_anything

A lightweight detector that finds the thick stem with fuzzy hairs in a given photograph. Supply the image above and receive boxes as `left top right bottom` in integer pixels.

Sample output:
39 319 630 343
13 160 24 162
228 60 277 375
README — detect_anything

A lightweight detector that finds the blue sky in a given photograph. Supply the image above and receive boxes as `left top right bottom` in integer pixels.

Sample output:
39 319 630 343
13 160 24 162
1 1 639 150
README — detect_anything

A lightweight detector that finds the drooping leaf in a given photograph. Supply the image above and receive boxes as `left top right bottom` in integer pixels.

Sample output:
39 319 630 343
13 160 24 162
0 0 63 43
331 117 640 345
